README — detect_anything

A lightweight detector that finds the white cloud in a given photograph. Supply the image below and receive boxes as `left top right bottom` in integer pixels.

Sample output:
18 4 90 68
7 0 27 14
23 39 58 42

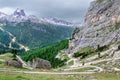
0 7 15 14
0 0 94 23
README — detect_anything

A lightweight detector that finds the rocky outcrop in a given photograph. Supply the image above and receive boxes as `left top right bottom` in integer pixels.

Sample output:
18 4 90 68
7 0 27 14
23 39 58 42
5 56 51 69
68 0 120 54
14 8 26 17
85 0 120 26
30 58 51 69
5 58 22 68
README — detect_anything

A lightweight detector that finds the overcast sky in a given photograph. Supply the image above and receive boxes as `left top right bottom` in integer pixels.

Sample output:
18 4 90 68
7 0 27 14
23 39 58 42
0 0 94 24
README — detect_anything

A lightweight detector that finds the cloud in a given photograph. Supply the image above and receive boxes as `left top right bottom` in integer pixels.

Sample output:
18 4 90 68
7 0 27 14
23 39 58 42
0 7 15 14
0 0 94 24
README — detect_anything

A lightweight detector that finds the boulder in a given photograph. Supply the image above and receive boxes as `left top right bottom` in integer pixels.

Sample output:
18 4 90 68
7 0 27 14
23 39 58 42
5 58 22 68
32 58 51 69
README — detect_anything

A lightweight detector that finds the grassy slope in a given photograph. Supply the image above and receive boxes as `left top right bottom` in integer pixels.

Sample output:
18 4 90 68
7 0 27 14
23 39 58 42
0 71 120 80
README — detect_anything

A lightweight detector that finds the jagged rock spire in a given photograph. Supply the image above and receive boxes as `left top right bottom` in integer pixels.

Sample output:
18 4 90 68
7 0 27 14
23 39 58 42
13 8 26 17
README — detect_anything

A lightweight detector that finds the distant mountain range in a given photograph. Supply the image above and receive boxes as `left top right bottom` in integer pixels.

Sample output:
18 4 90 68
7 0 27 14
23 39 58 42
0 8 75 53
0 8 75 26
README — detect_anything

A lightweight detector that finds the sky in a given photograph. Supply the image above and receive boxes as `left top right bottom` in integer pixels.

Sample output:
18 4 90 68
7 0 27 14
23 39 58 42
0 0 94 24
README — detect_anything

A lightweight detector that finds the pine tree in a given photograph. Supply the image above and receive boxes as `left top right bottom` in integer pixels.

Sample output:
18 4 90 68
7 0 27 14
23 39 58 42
12 49 17 59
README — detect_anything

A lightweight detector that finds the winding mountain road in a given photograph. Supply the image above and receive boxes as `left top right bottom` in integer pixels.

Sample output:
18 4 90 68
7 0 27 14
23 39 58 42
0 57 120 75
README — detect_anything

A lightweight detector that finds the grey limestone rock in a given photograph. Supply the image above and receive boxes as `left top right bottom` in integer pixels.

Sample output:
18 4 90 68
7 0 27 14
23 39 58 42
68 0 120 54
5 58 22 68
32 58 51 69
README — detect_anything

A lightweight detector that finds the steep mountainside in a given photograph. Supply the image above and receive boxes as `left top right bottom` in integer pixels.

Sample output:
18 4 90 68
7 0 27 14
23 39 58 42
68 0 120 54
0 9 74 53
20 39 69 68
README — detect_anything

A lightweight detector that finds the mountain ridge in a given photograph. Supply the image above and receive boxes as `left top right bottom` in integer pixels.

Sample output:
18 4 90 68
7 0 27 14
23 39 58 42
0 8 75 26
0 9 74 53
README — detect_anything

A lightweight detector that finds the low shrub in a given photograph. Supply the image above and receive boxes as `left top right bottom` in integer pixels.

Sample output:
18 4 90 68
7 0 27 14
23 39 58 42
115 22 120 30
73 47 96 58
97 45 109 52
118 45 120 50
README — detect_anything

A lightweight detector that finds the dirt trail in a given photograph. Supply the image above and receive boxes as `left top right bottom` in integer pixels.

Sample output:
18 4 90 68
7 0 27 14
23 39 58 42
0 26 29 51
0 68 95 75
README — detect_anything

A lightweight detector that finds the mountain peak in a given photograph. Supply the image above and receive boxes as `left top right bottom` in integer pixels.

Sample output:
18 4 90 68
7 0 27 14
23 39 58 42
13 8 26 17
0 9 75 26
40 17 74 26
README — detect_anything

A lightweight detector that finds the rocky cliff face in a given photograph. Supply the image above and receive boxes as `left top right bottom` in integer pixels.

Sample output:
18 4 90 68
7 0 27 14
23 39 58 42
68 0 120 54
